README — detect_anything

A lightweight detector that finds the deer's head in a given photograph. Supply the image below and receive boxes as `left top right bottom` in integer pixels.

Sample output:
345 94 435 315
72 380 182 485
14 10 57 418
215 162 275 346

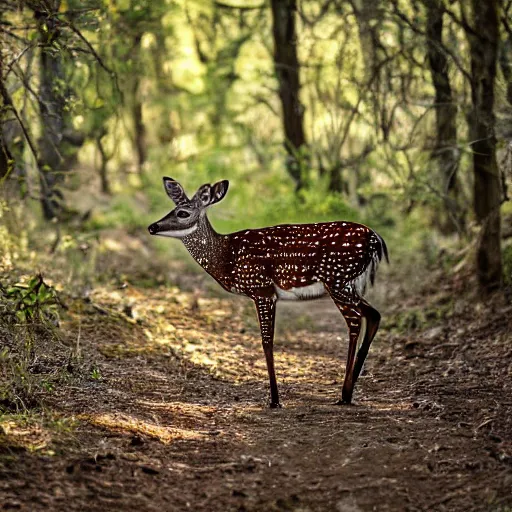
148 177 229 238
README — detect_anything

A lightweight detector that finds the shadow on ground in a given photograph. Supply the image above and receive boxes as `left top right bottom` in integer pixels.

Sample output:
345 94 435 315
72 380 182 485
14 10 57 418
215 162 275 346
1 280 511 512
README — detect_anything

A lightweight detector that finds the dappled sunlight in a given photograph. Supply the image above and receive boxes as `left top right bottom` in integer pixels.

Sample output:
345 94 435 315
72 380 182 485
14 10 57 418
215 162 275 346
358 400 413 413
84 412 209 444
101 237 126 253
0 416 64 454
134 400 217 418
4 264 512 512
76 282 354 392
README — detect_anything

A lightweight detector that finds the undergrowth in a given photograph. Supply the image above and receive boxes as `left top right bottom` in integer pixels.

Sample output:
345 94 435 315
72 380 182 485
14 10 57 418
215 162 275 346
0 275 80 413
383 300 454 333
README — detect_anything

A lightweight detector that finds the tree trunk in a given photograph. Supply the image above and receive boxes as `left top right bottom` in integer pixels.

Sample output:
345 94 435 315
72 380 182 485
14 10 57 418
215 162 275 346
154 31 176 145
270 0 308 191
425 0 464 234
97 133 111 195
466 0 502 292
0 64 28 196
352 0 382 113
0 7 10 183
0 130 11 181
132 33 147 176
36 1 66 219
132 95 147 175
0 83 11 182
0 57 9 182
328 163 344 193
499 36 512 106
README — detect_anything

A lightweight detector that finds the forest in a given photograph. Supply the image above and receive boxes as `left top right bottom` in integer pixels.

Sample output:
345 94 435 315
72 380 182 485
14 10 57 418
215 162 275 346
1 0 511 510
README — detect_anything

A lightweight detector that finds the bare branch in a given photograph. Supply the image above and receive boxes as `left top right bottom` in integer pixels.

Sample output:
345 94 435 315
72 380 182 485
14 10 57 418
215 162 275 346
443 4 477 37
214 1 266 10
3 43 35 78
61 19 122 99
0 81 39 164
297 0 335 27
340 143 375 168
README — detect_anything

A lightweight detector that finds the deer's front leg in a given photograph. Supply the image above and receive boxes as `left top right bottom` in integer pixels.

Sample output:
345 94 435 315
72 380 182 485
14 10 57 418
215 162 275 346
253 296 280 408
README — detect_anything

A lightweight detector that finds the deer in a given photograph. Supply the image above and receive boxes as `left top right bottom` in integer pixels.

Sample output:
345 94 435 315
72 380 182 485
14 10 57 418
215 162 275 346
148 178 388 408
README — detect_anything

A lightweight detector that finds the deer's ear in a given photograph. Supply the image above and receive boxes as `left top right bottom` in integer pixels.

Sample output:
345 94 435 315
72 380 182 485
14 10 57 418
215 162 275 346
163 177 189 205
194 180 229 208
210 180 229 205
193 184 212 207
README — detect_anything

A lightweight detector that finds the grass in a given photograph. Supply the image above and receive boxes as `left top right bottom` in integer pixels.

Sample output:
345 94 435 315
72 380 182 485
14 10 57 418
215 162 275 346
383 300 454 334
0 275 82 414
0 319 79 413
0 411 77 455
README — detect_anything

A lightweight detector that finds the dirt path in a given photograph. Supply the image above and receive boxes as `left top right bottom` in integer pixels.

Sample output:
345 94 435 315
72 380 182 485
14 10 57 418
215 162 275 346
1 279 512 511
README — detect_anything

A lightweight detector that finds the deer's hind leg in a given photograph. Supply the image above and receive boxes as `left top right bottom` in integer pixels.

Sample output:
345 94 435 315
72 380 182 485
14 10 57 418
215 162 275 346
326 287 365 404
353 300 381 385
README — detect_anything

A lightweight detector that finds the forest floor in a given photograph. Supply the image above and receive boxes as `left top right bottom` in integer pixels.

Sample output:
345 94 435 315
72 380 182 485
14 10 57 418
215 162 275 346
1 231 512 512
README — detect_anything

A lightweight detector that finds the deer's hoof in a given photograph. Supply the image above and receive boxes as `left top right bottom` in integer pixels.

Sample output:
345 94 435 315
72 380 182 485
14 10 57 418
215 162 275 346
269 402 282 409
334 398 353 406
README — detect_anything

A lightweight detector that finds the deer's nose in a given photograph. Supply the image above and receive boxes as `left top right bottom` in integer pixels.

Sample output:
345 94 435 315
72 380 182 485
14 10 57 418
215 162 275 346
148 223 158 235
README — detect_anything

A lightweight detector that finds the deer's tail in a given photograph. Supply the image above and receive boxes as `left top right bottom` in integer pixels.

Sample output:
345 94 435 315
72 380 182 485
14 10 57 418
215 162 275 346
353 231 389 297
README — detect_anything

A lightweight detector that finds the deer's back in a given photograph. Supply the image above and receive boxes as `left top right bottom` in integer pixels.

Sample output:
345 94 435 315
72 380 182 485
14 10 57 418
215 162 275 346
226 221 377 295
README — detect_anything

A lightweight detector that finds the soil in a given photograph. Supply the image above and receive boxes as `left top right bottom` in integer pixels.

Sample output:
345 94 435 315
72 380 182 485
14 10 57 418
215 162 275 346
1 251 512 512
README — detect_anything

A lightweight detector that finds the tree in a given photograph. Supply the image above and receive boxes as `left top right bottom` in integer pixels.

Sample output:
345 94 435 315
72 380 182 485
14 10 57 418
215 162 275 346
35 0 69 219
1 1 108 218
500 1 512 107
0 132 11 182
425 0 464 234
0 63 12 182
186 2 257 146
131 32 147 176
351 0 383 131
270 0 308 191
465 0 503 292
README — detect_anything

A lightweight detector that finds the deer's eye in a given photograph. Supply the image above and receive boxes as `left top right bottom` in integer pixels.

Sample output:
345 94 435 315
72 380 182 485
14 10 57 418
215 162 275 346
176 210 190 219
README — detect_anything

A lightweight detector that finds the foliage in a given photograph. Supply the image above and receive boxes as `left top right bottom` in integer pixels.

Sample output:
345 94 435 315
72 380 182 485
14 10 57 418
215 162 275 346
384 300 454 333
0 274 62 324
0 275 74 413
0 0 511 291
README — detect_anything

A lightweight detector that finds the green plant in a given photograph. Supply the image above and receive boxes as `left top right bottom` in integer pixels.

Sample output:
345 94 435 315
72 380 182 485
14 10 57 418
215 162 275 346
0 274 63 324
90 367 102 380
0 275 79 413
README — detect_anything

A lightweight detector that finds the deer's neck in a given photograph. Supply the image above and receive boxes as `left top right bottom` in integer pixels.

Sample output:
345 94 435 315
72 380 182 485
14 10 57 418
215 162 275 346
181 215 229 282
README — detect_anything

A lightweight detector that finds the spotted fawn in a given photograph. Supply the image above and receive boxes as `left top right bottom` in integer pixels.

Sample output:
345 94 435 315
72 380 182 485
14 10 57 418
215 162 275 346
148 178 388 408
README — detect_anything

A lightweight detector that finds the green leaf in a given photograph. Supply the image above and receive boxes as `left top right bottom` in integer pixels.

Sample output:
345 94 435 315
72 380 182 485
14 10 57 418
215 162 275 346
16 310 27 323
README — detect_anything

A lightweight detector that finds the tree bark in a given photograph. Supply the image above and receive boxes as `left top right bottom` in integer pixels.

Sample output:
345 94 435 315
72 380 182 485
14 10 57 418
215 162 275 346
97 132 111 195
499 36 512 106
0 77 11 182
154 30 176 145
0 55 10 182
466 0 502 292
36 1 66 219
328 163 345 194
352 0 382 108
1 62 30 197
0 130 11 181
270 0 308 191
425 0 464 234
131 33 147 176
132 91 147 175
